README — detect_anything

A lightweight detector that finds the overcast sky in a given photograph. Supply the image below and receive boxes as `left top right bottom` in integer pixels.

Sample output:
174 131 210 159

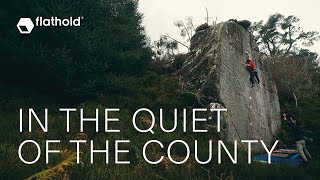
139 0 320 55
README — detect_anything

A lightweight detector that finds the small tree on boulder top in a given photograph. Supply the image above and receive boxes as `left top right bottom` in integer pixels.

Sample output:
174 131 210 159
174 17 196 42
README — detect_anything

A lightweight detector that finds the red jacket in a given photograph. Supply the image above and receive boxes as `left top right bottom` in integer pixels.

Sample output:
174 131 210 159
247 59 256 72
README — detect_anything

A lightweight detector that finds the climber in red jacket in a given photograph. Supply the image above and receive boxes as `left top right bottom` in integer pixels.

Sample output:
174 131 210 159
242 51 260 87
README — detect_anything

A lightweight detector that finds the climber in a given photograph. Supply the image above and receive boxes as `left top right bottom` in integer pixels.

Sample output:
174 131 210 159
278 113 296 149
279 113 296 148
293 121 312 163
281 113 292 133
283 113 297 125
242 51 260 87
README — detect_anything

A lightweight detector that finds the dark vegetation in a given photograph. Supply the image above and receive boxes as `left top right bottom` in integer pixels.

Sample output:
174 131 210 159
0 1 319 179
1 0 152 101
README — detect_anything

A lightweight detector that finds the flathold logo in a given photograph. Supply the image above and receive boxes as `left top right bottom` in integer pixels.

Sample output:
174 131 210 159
16 17 83 34
16 18 34 34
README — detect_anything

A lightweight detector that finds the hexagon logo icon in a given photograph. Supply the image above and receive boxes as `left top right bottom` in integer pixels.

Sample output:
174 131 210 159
16 18 34 34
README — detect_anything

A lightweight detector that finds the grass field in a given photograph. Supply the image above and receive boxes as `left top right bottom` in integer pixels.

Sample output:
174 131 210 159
0 74 319 179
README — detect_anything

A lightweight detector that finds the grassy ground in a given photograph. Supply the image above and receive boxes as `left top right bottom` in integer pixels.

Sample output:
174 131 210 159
0 73 319 179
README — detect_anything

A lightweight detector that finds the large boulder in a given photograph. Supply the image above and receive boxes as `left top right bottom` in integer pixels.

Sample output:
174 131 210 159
180 21 281 150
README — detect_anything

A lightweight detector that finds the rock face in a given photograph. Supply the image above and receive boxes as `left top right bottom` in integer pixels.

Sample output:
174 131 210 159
180 21 281 150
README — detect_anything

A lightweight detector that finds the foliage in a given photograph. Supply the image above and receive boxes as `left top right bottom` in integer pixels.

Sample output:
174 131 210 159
154 35 178 56
174 17 196 42
152 35 178 64
267 56 319 107
251 13 320 56
0 0 152 101
26 149 77 180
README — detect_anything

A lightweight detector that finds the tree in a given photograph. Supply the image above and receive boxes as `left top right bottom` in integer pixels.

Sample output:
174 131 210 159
251 13 320 56
267 56 318 107
174 17 196 43
153 35 179 58
0 0 152 100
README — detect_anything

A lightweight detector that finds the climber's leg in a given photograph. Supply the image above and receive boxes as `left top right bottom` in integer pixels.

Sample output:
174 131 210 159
303 144 312 159
249 72 255 86
254 72 260 84
296 140 308 162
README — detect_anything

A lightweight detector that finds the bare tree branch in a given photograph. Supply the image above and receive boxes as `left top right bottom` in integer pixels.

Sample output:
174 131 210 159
164 34 191 52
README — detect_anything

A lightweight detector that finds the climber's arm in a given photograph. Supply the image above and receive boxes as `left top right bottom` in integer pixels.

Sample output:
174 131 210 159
241 62 250 66
290 117 297 124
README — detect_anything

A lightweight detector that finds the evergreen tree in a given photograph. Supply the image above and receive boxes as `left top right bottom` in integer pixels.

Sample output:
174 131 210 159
0 0 152 101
